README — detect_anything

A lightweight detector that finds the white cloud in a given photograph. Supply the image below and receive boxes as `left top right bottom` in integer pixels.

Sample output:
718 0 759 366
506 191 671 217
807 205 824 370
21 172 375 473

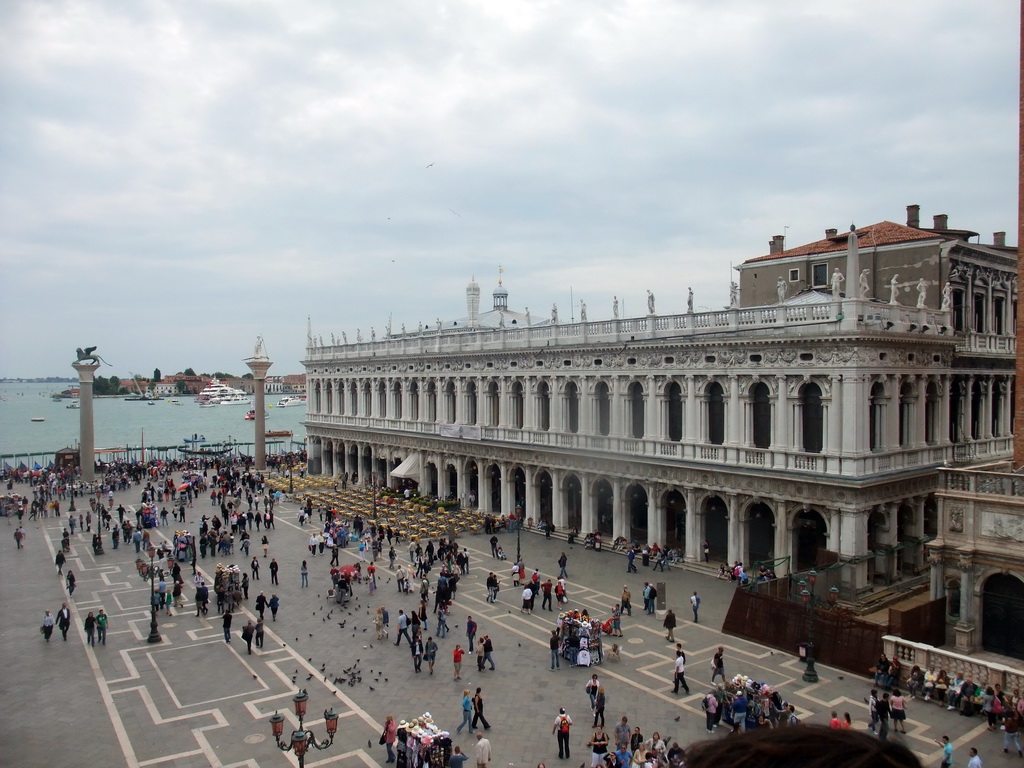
0 0 1017 377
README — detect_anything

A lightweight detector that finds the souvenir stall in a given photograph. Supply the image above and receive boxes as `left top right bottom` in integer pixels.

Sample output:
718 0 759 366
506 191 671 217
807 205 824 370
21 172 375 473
330 564 361 604
395 713 452 768
213 562 243 597
554 610 604 667
720 674 784 730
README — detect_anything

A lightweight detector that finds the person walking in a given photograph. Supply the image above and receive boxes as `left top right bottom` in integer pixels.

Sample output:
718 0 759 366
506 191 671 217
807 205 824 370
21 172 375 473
66 570 77 598
621 586 632 617
592 686 606 728
483 635 496 670
626 547 637 573
1004 712 1022 756
558 552 568 579
663 609 677 642
255 618 265 649
424 636 438 674
553 708 573 760
550 629 561 670
456 689 474 734
14 525 26 549
466 615 477 649
56 603 72 641
268 594 280 621
222 609 233 642
690 591 701 623
588 726 610 767
411 634 424 672
55 550 66 575
241 620 255 654
472 687 491 730
890 689 907 734
382 715 397 763
453 644 464 680
711 646 725 683
473 732 491 768
394 610 412 647
255 592 267 620
703 690 718 732
251 556 260 580
96 609 108 645
937 736 953 768
84 611 96 646
672 651 690 694
967 747 982 768
876 692 892 741
42 610 55 642
300 560 309 588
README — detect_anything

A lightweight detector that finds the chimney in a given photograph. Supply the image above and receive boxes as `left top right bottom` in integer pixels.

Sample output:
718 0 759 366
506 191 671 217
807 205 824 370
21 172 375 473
933 214 948 230
994 231 1007 246
825 228 838 238
906 204 920 228
769 235 785 255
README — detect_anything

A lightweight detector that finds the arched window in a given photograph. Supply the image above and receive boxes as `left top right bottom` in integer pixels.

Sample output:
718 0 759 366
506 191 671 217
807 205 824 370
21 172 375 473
751 382 771 449
444 381 457 423
869 381 885 451
425 381 437 422
377 381 387 418
537 381 550 431
800 382 823 453
992 379 1004 437
970 380 984 440
565 381 580 434
628 381 644 438
510 381 524 429
924 381 939 445
392 382 403 420
465 381 477 425
409 381 420 421
706 382 725 445
666 381 683 441
898 381 914 447
595 382 611 436
486 381 500 426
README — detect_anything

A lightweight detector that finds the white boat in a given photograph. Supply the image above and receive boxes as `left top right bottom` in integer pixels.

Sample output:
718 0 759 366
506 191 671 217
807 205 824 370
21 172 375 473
215 393 252 406
276 395 307 408
31 417 45 422
194 378 247 404
66 400 80 410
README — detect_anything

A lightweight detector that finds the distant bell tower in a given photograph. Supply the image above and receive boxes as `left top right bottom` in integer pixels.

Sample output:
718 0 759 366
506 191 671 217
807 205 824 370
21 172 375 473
466 277 481 328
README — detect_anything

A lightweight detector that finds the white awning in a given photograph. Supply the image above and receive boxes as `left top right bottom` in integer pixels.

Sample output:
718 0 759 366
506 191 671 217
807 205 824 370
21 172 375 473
390 452 422 482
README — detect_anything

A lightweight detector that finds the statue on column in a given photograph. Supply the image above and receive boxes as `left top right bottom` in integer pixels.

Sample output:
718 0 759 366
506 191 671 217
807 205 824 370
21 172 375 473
687 287 694 313
525 307 531 325
889 274 901 305
647 290 656 314
612 296 619 318
776 277 787 304
342 331 348 344
74 346 108 365
859 268 871 299
830 267 845 298
579 300 587 322
916 278 928 308
371 327 376 342
356 329 363 342
729 282 738 308
941 281 953 311
551 303 558 324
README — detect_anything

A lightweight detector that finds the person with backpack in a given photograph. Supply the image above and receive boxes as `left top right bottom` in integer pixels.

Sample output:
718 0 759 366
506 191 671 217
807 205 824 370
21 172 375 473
702 690 718 732
553 708 573 759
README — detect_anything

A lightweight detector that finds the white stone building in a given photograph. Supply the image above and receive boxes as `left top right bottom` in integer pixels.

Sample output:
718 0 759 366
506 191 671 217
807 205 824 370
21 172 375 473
303 211 1016 601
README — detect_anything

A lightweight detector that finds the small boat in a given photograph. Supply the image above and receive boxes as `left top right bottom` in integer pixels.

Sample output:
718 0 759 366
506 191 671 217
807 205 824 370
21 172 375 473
276 395 307 408
182 435 207 443
244 408 269 421
66 400 80 410
265 430 293 438
31 417 45 422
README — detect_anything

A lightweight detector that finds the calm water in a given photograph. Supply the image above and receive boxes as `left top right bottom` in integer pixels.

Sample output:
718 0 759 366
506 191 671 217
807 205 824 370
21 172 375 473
0 382 307 461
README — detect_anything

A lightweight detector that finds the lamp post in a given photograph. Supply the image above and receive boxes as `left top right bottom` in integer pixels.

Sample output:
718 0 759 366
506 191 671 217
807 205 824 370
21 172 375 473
799 570 839 683
139 544 162 644
269 690 339 768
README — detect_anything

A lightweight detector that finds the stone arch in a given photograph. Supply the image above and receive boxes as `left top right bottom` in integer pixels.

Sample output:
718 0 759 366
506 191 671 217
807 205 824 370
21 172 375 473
704 380 725 445
750 380 772 449
536 469 553 525
537 380 551 431
703 495 728 562
664 380 683 441
792 507 828 571
627 381 645 438
592 478 614 536
799 381 823 453
594 380 611 436
981 572 1024 660
485 463 502 513
663 488 685 549
563 379 581 434
746 501 776 567
625 482 648 544
563 473 583 531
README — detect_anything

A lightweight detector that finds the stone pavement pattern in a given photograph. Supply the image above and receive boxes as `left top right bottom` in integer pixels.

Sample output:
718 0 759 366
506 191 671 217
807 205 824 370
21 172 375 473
1 481 1016 767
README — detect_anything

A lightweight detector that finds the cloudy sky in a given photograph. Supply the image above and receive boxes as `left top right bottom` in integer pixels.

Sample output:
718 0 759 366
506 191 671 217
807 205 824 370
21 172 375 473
0 0 1017 378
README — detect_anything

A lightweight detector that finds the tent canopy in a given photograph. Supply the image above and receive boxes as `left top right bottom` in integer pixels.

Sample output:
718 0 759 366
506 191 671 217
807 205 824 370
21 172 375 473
390 452 422 483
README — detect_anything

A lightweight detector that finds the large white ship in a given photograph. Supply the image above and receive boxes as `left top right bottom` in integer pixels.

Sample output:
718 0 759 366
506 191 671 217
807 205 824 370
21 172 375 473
276 395 307 408
194 379 248 404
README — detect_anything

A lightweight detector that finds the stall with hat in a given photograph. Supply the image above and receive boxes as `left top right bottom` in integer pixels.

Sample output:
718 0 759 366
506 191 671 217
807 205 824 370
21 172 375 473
554 610 604 667
395 712 452 768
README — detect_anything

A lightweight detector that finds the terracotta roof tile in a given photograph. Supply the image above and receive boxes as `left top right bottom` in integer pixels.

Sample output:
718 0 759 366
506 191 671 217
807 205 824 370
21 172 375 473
744 221 943 263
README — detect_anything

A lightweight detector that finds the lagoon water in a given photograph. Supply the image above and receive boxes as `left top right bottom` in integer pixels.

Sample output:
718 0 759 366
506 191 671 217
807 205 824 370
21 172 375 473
0 382 307 460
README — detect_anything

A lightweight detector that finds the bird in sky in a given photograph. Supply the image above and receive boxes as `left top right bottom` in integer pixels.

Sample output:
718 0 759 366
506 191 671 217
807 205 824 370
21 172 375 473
426 162 435 168
449 209 461 217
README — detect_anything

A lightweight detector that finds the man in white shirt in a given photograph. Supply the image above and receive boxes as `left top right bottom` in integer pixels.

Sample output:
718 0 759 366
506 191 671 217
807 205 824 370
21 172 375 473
474 732 491 768
967 747 983 768
672 651 690 694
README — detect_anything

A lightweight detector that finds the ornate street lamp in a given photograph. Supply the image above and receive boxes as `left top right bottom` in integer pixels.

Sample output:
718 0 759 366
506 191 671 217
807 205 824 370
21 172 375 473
138 544 162 644
799 569 838 683
269 690 339 767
